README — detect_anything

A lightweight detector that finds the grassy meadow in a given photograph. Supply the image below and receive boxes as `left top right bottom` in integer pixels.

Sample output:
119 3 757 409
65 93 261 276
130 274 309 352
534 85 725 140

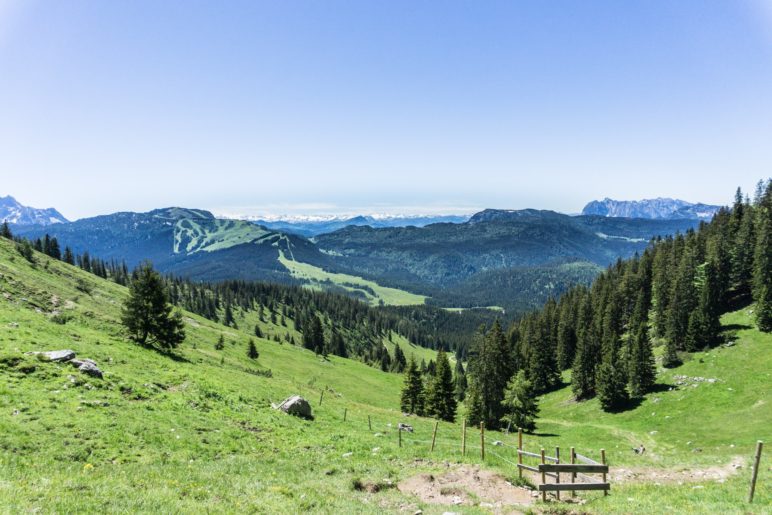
278 250 427 307
0 237 769 513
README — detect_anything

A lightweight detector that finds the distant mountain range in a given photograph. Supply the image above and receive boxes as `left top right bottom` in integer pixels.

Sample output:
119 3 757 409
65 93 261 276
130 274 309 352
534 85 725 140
0 195 68 225
243 214 470 237
11 200 703 314
581 197 722 220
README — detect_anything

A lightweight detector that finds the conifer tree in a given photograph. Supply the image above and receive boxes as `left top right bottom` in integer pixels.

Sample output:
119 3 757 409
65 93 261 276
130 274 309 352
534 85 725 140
686 259 722 349
466 321 512 428
753 180 772 331
121 262 185 350
501 370 539 432
571 296 597 399
627 323 656 397
454 359 467 401
667 246 698 350
392 343 407 373
223 302 236 327
63 246 75 265
303 314 324 354
247 339 259 359
0 221 11 239
424 350 457 422
400 357 424 415
595 358 629 412
215 334 225 350
254 324 262 338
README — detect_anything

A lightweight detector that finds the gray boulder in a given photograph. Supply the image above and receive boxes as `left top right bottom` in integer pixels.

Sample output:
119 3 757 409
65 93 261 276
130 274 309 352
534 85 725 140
32 350 76 362
274 395 313 419
71 359 103 379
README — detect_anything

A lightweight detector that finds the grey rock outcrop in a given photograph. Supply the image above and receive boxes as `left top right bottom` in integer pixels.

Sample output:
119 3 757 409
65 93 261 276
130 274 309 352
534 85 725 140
71 359 103 379
273 395 313 419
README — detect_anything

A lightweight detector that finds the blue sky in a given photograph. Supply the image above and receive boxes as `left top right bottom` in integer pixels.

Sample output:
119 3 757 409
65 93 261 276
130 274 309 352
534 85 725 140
1 0 771 220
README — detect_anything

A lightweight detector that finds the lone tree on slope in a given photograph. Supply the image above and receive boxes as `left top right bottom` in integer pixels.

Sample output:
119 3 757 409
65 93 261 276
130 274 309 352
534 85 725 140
122 262 185 351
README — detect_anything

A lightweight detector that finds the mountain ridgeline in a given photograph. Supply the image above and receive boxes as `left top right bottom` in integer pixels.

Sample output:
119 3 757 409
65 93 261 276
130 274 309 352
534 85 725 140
461 183 771 429
582 197 722 220
315 209 701 310
0 195 68 226
12 204 704 315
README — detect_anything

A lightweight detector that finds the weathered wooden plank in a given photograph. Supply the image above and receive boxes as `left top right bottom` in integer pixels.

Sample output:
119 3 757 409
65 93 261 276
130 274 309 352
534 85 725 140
538 482 610 492
574 453 600 465
516 464 558 478
518 450 559 462
539 464 608 473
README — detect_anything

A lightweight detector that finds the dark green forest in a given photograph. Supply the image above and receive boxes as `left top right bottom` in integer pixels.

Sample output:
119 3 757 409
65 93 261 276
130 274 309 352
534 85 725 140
460 181 771 429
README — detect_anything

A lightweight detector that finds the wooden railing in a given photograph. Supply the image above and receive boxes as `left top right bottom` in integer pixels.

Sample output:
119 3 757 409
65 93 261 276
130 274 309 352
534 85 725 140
516 429 610 501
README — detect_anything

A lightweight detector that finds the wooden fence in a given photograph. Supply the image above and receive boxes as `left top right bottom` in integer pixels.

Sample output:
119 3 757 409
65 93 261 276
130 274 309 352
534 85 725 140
516 429 610 501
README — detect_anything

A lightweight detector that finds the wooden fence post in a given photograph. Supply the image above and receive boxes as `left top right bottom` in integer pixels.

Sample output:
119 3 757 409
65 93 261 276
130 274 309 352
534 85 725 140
601 449 607 496
430 421 439 452
749 441 763 503
540 448 547 502
555 447 561 501
462 419 466 456
570 447 576 497
480 422 485 460
518 428 523 478
368 415 372 431
343 408 347 422
398 427 402 448
319 389 324 406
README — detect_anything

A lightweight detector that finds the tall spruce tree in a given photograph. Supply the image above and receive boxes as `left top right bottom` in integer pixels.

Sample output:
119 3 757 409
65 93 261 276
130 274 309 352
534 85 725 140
753 180 772 331
0 221 11 239
424 350 457 422
466 321 513 429
501 370 539 432
686 259 722 349
454 359 467 401
628 323 656 397
667 245 698 350
571 296 597 399
121 262 185 350
247 339 259 359
400 357 424 415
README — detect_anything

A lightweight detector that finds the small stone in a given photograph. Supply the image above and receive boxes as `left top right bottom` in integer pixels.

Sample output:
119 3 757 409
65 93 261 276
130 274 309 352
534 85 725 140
342 452 353 458
492 440 503 446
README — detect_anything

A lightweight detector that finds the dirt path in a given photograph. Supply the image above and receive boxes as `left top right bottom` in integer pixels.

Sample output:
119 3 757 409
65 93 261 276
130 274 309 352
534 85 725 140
398 465 534 512
609 456 745 484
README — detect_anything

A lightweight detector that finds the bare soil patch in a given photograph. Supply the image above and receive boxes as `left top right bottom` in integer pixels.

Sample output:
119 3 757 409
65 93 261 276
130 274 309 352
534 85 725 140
398 465 533 511
609 456 746 484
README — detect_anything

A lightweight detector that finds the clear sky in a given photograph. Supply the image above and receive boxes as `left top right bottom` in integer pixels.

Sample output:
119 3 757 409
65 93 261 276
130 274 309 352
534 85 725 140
1 0 771 220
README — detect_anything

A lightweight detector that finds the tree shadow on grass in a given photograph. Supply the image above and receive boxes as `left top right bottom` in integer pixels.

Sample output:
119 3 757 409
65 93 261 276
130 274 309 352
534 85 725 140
529 431 560 437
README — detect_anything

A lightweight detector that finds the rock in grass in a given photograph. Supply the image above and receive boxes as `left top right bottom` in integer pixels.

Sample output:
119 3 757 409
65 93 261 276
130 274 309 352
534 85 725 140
272 395 313 419
31 349 76 362
71 359 103 379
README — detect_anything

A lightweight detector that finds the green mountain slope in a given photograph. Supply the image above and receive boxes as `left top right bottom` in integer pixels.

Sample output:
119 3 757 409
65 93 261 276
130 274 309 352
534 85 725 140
1 237 769 513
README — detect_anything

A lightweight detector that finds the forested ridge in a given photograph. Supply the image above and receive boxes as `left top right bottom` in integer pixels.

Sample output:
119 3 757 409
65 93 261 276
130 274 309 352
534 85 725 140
460 181 771 429
1 222 499 372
